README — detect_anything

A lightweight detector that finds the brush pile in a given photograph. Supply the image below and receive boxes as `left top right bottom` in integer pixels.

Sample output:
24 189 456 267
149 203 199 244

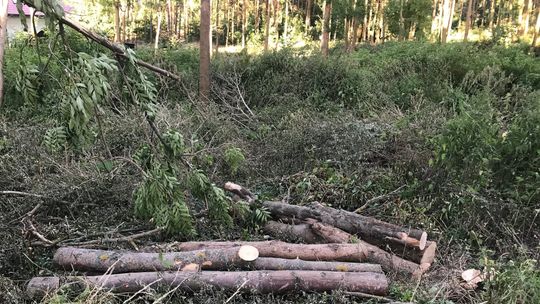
26 183 436 300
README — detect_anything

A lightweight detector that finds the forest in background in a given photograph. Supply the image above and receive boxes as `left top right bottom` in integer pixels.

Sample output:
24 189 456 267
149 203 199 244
0 0 539 303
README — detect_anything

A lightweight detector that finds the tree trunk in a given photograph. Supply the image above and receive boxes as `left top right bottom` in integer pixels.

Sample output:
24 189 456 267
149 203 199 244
264 0 271 51
255 0 261 33
153 240 425 276
533 2 540 47
242 0 247 48
489 0 496 33
54 246 384 274
199 0 211 102
261 201 428 249
431 0 440 36
113 1 121 42
27 270 389 299
166 0 172 32
350 16 359 50
321 0 332 56
519 0 532 36
154 11 162 49
284 0 289 42
441 0 455 43
0 0 7 108
215 0 220 52
464 0 474 41
305 0 312 33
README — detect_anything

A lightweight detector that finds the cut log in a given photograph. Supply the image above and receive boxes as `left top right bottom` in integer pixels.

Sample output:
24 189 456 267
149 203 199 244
249 258 383 273
261 201 428 250
27 270 389 298
308 219 353 243
54 246 382 274
53 246 255 273
263 221 324 243
224 182 256 203
268 220 436 268
147 241 423 276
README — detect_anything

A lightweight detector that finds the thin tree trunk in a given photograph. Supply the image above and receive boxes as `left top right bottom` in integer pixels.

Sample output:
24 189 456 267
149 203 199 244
533 2 540 47
350 16 359 50
231 0 236 45
264 0 270 51
464 0 474 41
399 0 405 40
199 0 211 102
167 0 172 32
344 17 350 50
175 2 180 35
519 0 531 36
321 0 332 56
305 0 312 33
431 0 440 36
215 0 220 52
489 0 496 33
122 4 127 42
284 0 289 42
441 0 455 43
255 0 261 33
379 0 386 43
457 0 464 30
28 271 389 299
154 10 162 49
225 0 229 47
0 0 8 108
114 1 121 42
242 0 247 48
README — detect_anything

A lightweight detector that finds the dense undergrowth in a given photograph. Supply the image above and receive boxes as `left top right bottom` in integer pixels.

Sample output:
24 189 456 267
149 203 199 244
1 35 539 303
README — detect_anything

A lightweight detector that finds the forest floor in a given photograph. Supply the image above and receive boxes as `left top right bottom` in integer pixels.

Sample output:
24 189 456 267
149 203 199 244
1 40 539 303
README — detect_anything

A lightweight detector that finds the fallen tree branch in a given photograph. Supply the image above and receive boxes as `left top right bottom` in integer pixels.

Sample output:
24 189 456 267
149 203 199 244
59 18 182 81
27 270 389 298
55 228 163 248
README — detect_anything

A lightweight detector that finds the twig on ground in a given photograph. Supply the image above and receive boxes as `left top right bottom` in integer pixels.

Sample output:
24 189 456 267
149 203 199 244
224 279 250 304
60 227 163 247
344 291 412 303
354 185 406 213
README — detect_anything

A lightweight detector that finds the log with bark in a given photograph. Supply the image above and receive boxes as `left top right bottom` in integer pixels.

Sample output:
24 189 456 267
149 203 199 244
223 182 428 250
262 201 428 250
264 220 436 269
27 270 389 298
147 240 424 276
54 246 383 274
53 245 257 273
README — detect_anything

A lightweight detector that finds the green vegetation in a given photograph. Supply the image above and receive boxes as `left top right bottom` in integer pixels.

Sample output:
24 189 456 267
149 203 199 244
1 29 540 304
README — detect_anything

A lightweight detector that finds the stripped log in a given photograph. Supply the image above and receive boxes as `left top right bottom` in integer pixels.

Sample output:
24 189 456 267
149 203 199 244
54 246 257 273
54 246 383 274
147 241 424 276
27 270 389 299
262 201 428 250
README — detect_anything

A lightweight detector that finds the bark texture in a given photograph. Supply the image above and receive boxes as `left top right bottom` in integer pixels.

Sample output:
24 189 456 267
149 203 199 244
54 246 250 273
261 201 427 250
149 240 424 276
0 0 8 108
199 0 211 102
28 270 389 299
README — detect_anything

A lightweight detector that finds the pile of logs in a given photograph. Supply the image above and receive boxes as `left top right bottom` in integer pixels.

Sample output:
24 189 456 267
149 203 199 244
26 182 436 300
